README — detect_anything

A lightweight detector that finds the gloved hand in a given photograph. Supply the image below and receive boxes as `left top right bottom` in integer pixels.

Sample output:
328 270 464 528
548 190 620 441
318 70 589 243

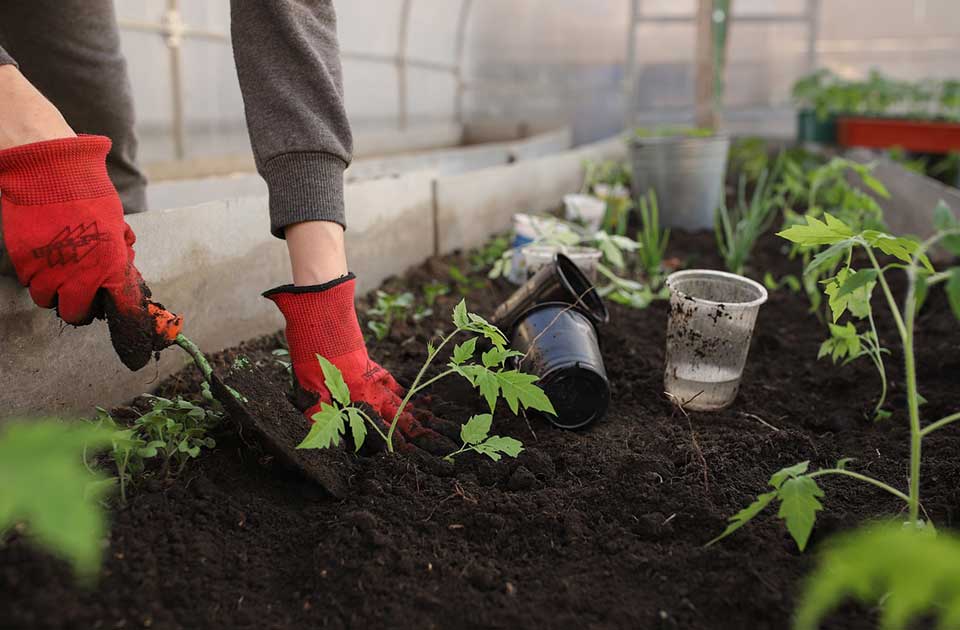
265 274 453 453
0 135 182 370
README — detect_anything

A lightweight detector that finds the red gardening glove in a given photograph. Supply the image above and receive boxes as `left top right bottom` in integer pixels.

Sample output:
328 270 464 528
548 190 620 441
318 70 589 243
265 275 453 453
0 135 182 370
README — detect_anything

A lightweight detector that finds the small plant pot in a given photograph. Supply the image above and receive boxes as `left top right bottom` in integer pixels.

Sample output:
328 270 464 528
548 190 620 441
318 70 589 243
563 194 606 231
837 116 960 153
663 269 768 411
629 133 729 230
491 253 609 333
511 302 610 429
522 245 602 282
796 108 838 144
508 214 578 284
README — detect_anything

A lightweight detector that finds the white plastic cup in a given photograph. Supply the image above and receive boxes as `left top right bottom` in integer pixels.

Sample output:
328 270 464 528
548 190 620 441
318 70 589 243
592 183 630 201
663 269 768 411
563 194 606 231
522 245 602 282
509 214 579 285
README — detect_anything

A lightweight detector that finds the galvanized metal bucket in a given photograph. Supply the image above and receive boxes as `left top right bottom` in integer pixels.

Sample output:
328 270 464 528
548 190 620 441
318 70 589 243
629 134 730 231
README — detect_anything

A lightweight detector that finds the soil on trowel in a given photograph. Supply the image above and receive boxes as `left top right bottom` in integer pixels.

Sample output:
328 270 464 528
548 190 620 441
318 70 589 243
3 230 960 630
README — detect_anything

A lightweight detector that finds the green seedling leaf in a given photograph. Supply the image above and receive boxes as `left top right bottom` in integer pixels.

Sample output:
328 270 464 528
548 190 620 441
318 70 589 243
0 421 115 579
452 337 478 365
818 323 862 363
471 369 556 415
795 524 960 630
706 491 778 547
933 200 960 255
863 231 934 271
804 239 856 277
836 268 879 298
947 268 960 322
452 299 470 329
777 476 825 551
770 460 810 489
460 413 492 445
316 355 350 406
473 436 524 461
860 172 890 198
778 213 854 247
346 408 367 452
299 403 347 449
481 346 522 368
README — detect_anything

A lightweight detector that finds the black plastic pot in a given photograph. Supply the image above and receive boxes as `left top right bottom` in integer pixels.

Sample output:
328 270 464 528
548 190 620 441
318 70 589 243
510 302 610 429
491 253 609 333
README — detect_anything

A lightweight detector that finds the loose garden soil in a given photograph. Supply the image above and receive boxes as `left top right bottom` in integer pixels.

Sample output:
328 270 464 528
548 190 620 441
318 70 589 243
3 231 959 630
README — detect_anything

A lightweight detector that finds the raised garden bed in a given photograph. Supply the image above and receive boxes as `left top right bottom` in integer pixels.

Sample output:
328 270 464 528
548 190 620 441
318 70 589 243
3 225 960 629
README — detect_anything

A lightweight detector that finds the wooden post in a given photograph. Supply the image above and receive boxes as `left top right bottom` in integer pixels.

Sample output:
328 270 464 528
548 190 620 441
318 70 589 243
694 0 716 130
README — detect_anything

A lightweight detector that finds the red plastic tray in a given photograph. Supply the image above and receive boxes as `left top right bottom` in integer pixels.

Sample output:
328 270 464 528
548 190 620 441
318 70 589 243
837 116 960 154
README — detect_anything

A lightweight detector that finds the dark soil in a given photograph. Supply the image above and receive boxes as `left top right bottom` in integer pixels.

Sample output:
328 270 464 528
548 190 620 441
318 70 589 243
4 231 960 630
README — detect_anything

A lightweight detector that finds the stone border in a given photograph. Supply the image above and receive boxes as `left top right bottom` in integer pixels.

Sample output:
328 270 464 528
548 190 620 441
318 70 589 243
1 133 626 415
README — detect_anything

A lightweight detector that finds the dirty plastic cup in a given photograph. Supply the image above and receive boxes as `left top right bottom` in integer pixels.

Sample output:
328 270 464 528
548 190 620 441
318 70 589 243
511 302 610 429
663 269 768 411
563 194 606 231
491 253 609 332
522 245 602 282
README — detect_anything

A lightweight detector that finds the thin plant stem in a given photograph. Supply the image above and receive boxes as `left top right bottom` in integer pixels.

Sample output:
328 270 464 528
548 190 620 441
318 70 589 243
807 469 911 504
866 309 888 416
386 331 458 451
412 369 457 395
865 244 918 523
921 411 960 437
355 409 389 442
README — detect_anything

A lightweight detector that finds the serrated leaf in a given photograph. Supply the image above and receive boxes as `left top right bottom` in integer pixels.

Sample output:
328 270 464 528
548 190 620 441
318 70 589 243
778 213 854 247
480 435 524 458
706 491 778 547
795 524 960 630
460 413 492 445
298 403 347 449
492 370 557 415
474 435 525 462
947 268 960 322
345 408 367 452
316 355 350 406
836 268 878 298
481 346 522 368
777 476 824 551
452 337 478 365
804 239 856 277
452 299 470 329
769 460 810 489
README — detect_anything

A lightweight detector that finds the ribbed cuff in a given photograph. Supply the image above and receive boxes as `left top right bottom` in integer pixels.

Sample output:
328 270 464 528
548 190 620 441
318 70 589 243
261 151 347 238
0 135 114 206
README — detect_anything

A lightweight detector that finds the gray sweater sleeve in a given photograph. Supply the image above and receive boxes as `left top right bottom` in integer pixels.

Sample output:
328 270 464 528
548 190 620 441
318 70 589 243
230 0 353 238
0 45 16 66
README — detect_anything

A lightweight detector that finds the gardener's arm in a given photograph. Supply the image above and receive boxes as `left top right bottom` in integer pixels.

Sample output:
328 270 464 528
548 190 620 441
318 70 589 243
230 1 449 450
0 61 182 369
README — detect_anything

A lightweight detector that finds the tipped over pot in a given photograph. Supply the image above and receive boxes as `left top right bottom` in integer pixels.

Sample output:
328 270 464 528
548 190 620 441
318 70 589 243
491 253 609 332
511 302 609 429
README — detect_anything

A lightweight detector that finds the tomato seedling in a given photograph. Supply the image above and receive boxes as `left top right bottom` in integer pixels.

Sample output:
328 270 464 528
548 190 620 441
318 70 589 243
298 299 555 454
709 207 960 549
442 413 523 462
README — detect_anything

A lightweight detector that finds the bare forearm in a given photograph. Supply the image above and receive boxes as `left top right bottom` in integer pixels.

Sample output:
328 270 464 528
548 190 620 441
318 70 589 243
0 65 75 150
